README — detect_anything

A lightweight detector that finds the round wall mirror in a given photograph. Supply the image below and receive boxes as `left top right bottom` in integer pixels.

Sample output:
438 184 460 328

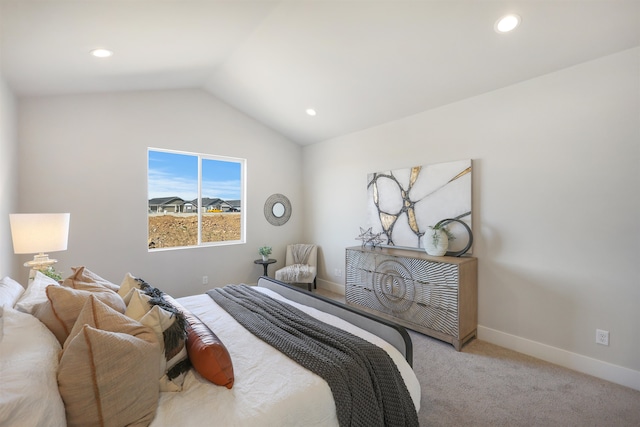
272 202 286 218
264 194 291 226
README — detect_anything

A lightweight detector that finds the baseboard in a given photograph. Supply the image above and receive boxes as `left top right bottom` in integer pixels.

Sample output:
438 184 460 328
316 278 345 296
478 325 640 392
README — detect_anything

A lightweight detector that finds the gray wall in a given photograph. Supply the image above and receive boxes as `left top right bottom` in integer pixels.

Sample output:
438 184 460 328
5 47 639 390
303 48 640 387
0 41 18 278
16 89 303 297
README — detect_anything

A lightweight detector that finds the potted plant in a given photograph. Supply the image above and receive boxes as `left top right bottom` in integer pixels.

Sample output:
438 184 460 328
38 266 63 282
258 245 272 261
424 220 455 256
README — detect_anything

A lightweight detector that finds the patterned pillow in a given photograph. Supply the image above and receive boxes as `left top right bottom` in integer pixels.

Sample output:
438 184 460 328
58 297 161 427
124 289 181 387
122 278 190 390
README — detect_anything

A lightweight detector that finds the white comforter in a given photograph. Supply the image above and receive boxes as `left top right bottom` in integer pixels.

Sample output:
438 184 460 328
151 287 421 427
0 306 67 427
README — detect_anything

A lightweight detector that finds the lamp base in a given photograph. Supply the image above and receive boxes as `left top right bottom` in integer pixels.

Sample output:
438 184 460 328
24 253 57 271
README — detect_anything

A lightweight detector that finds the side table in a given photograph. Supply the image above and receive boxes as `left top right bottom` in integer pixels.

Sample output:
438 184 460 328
254 258 277 277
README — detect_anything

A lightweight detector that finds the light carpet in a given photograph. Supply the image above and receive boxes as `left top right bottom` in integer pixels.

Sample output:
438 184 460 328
410 331 640 426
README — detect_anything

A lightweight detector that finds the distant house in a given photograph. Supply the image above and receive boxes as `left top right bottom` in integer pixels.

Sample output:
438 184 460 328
200 197 233 212
148 197 185 213
226 200 241 212
183 200 197 212
220 201 233 211
149 197 241 213
199 197 221 211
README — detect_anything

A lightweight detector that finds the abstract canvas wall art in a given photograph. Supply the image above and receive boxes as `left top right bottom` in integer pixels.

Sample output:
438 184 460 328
366 159 472 252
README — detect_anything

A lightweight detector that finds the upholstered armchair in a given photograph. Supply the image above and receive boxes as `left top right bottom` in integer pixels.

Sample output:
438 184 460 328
274 244 317 291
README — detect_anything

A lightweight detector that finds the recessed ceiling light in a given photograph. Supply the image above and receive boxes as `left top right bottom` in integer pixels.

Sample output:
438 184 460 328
90 48 113 58
306 108 317 116
495 14 521 33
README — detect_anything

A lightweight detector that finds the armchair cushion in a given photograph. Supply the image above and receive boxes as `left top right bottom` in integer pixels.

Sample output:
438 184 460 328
275 244 318 287
275 264 317 284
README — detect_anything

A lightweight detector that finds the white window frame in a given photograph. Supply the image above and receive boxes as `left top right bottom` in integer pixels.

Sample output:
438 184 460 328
147 147 246 251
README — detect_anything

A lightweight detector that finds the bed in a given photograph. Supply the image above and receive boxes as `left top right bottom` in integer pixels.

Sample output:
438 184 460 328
0 269 420 427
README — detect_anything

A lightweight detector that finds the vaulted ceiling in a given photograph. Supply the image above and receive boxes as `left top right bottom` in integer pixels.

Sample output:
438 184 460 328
2 1 638 145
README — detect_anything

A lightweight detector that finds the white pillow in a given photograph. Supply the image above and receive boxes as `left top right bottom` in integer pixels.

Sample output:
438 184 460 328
14 272 60 314
0 306 67 427
118 272 141 299
0 276 25 308
124 288 153 319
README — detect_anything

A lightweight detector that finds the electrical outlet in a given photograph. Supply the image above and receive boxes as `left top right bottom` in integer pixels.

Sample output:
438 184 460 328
596 329 609 346
334 268 342 277
202 276 208 285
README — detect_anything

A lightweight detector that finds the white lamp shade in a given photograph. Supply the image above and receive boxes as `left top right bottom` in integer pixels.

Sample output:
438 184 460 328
9 213 70 254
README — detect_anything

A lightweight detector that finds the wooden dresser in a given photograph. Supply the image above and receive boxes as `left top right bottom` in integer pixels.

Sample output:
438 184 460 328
345 246 477 350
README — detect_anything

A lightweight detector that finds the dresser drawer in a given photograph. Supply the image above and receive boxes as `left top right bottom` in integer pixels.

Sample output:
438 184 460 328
346 282 459 336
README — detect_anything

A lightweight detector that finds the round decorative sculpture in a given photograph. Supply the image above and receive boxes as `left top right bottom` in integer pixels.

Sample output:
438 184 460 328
264 194 292 226
435 218 473 257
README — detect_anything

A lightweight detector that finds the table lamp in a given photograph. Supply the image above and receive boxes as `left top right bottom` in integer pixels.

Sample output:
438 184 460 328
9 213 70 278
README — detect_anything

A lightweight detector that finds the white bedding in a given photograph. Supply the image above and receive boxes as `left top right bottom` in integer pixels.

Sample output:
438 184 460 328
0 276 420 427
151 287 421 427
0 306 66 427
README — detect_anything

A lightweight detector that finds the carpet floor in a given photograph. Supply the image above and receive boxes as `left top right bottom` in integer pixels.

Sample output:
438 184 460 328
313 288 639 426
411 331 640 426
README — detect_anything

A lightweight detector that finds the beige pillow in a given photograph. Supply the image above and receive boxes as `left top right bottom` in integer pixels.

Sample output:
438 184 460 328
62 295 147 348
58 303 161 427
63 279 120 296
63 266 120 292
64 296 165 378
34 284 126 345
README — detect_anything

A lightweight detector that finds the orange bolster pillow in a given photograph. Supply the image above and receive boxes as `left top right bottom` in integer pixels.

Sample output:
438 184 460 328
163 295 234 389
184 311 234 389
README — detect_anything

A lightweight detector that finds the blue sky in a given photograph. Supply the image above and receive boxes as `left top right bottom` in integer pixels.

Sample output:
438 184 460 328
148 150 242 200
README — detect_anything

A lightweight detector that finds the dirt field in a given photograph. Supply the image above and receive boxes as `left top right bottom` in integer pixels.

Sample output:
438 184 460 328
148 213 241 249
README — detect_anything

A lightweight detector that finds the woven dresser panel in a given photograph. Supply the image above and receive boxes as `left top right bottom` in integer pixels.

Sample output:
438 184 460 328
346 249 459 336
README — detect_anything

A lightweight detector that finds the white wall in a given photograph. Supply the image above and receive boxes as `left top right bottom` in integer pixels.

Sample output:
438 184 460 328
17 89 303 297
10 44 639 390
0 38 18 279
303 48 640 388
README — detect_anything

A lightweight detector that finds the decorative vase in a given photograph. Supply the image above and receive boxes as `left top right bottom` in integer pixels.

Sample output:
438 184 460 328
424 228 449 256
262 254 269 261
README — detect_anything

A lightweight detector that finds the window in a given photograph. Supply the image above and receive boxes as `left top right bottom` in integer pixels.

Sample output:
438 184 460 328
147 148 245 250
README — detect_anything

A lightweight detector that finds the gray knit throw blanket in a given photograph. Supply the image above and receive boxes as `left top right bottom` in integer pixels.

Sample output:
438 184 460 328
207 285 419 427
